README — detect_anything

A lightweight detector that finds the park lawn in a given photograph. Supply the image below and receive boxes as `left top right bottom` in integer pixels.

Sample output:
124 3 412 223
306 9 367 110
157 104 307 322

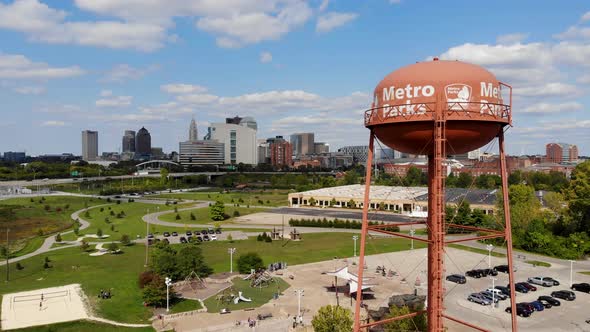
525 260 551 267
579 271 590 276
192 232 427 274
203 277 290 313
159 207 265 225
447 244 507 258
154 190 289 207
11 320 154 332
10 236 45 258
168 298 202 313
71 201 193 242
0 245 153 324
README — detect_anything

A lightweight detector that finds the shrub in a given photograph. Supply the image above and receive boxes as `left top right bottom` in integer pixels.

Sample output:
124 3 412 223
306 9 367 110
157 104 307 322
110 210 115 216
37 229 44 236
43 262 50 269
237 252 264 273
116 200 121 205
84 210 90 218
55 233 62 242
190 213 196 220
312 305 353 332
100 207 104 212
80 240 90 251
138 270 156 289
233 210 240 217
107 242 119 253
16 262 23 270
44 256 50 263
110 224 115 232
175 214 181 220
104 217 110 223
44 204 51 211
97 228 103 237
56 207 62 213
106 197 112 203
227 234 233 243
64 204 70 209
120 234 131 246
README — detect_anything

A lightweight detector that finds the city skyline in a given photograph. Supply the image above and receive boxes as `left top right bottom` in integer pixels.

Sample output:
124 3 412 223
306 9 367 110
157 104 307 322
0 1 589 156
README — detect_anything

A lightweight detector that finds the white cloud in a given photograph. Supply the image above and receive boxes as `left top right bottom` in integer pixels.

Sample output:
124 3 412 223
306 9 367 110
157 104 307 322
37 104 82 114
439 42 552 67
319 0 329 12
515 82 580 97
521 101 583 114
41 120 67 127
13 86 45 94
260 51 273 63
96 95 133 107
496 33 528 45
176 93 220 104
101 64 159 83
100 90 113 97
0 53 84 79
161 84 208 94
577 74 590 84
316 12 358 33
582 11 590 22
554 26 590 40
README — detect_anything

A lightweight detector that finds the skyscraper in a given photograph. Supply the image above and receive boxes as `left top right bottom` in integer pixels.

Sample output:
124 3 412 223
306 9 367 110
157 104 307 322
290 133 314 156
206 116 257 165
189 117 198 141
270 137 292 167
81 130 98 161
546 143 578 163
122 130 136 153
135 127 152 156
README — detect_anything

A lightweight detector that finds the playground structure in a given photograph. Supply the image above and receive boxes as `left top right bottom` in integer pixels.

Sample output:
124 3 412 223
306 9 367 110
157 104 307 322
244 269 276 288
214 286 252 307
174 271 207 297
354 59 518 332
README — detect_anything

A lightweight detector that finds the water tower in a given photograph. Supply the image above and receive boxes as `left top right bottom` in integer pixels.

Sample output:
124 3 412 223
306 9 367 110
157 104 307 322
353 59 519 332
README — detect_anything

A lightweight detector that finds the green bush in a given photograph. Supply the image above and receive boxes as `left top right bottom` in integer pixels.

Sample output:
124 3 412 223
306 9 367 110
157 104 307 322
237 252 264 273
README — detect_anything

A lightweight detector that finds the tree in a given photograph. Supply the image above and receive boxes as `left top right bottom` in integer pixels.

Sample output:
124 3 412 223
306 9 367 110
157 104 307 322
237 252 264 273
55 233 62 242
209 201 226 221
383 304 427 332
566 161 590 235
80 240 90 251
311 305 353 332
120 234 131 246
190 212 196 220
456 172 473 188
142 274 175 307
227 234 233 243
309 197 316 206
96 228 103 238
107 242 119 253
160 168 169 184
348 199 356 209
405 167 424 186
176 245 213 277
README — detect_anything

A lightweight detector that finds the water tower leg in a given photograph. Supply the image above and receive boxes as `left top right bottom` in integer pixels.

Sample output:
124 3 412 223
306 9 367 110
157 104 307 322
353 131 374 332
499 131 518 332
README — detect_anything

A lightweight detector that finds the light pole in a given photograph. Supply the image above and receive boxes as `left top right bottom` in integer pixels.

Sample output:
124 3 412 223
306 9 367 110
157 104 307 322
5 228 9 282
490 277 497 307
569 260 575 287
294 289 304 321
165 277 172 312
145 208 150 267
486 244 494 269
409 228 415 250
228 248 236 273
352 235 358 257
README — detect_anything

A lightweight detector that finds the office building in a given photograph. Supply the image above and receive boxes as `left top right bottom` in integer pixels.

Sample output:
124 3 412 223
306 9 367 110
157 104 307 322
338 145 369 163
546 143 578 163
179 141 225 166
151 147 164 159
270 137 292 167
2 151 26 163
189 117 198 142
290 133 314 156
135 127 152 156
257 139 270 164
314 142 329 154
81 130 98 161
206 117 257 165
122 130 136 153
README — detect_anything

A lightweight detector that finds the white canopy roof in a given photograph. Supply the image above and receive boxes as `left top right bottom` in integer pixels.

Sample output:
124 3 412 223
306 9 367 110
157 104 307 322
326 266 376 292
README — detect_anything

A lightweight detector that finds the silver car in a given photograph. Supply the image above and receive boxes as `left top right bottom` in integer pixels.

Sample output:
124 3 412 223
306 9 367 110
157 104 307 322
528 277 554 287
468 293 491 305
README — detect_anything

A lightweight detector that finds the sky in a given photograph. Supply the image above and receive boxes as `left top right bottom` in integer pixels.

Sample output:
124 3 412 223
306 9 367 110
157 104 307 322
0 0 589 157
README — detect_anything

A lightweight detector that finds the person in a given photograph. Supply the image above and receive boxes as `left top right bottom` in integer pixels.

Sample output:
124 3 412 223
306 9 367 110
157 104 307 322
293 316 297 328
41 293 44 301
39 301 42 311
298 315 303 326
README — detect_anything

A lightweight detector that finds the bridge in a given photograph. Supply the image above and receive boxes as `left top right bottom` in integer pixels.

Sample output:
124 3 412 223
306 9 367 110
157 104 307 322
136 160 181 171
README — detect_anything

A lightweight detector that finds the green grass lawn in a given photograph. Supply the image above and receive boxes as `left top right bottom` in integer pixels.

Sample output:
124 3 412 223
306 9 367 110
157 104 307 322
447 244 507 257
11 320 154 332
64 201 194 242
168 298 202 314
525 260 551 267
203 277 290 312
159 206 265 225
10 236 46 258
195 232 427 273
578 271 590 276
153 190 289 207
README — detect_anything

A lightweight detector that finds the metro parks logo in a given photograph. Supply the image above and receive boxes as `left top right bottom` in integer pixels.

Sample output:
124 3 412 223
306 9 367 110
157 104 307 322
445 83 472 111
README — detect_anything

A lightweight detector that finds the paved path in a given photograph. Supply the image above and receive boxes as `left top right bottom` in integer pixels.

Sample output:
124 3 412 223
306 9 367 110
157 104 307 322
89 316 150 328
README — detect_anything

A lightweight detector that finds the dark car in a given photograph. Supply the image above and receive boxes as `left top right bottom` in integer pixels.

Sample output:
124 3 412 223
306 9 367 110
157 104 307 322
514 283 529 293
495 286 511 296
528 301 544 311
536 298 553 309
203 235 210 241
551 290 576 301
538 295 560 306
162 238 170 244
208 229 215 234
446 274 467 284
196 236 203 242
482 268 498 276
163 232 170 237
545 277 560 286
147 239 153 246
215 228 222 234
172 232 178 236
571 283 590 293
147 233 154 239
495 264 516 273
480 291 500 303
179 236 187 244
505 304 533 317
466 270 483 278
186 231 192 236
201 229 208 235
519 282 537 292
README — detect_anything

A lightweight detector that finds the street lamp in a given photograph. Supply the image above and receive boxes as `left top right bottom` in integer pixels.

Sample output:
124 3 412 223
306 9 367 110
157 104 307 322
228 248 236 273
5 228 9 282
489 277 497 307
569 260 575 287
145 208 150 267
294 289 304 321
352 235 358 257
486 244 494 269
165 277 172 312
409 228 416 250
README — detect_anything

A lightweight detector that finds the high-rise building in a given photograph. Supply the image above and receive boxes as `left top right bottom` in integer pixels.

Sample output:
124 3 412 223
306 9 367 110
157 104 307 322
2 151 26 163
257 139 270 164
135 127 152 156
206 116 257 165
81 130 98 161
270 137 292 167
290 133 314 156
314 142 329 154
189 117 198 141
546 143 578 163
338 145 369 163
179 141 225 166
122 130 136 153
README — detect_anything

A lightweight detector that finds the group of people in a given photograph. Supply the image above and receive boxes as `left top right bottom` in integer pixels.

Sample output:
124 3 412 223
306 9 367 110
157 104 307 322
246 317 257 328
292 315 304 328
98 289 112 299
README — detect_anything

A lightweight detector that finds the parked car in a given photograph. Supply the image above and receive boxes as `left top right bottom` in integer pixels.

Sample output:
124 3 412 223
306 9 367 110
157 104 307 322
201 229 209 235
210 234 217 241
528 277 554 287
495 286 511 296
179 237 187 244
186 231 192 236
538 295 561 307
571 283 590 293
495 264 517 273
446 274 467 284
163 232 170 237
528 301 544 311
513 283 529 293
196 236 203 242
172 232 178 236
551 290 576 301
208 229 215 234
505 304 533 317
520 282 537 292
480 291 500 303
162 238 169 244
468 293 491 305
203 235 210 241
545 277 560 286
482 268 498 276
466 270 483 278
536 298 553 309
518 302 535 312
484 289 507 300
147 233 154 239
215 228 222 234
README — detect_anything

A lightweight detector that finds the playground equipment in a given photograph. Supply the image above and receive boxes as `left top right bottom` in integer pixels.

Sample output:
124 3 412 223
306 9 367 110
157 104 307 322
250 271 275 288
233 291 252 304
175 271 206 295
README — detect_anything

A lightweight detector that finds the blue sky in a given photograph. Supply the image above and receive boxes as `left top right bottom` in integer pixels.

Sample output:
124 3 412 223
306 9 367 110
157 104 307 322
0 0 589 156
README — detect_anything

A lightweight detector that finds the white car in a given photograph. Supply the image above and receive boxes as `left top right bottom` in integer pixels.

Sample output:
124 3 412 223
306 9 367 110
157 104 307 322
210 234 217 241
486 288 504 296
528 277 554 287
